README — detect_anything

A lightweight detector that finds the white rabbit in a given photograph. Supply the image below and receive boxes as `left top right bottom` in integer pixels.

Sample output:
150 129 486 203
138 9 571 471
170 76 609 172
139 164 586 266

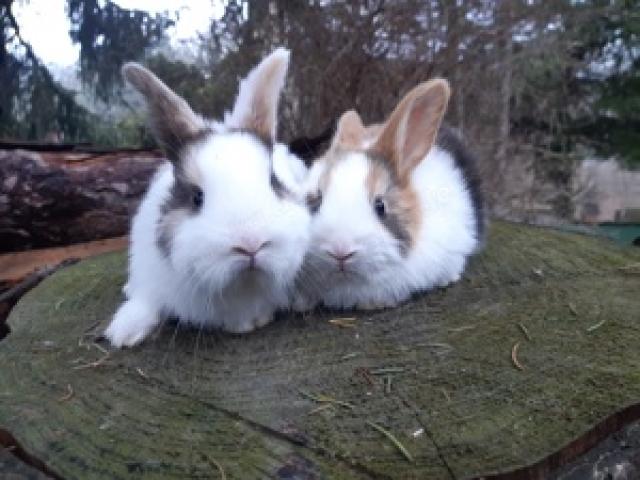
296 79 485 311
104 48 310 347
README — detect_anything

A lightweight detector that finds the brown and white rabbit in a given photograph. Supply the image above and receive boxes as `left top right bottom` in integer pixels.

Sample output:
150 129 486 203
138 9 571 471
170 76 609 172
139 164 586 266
104 49 311 347
296 79 484 310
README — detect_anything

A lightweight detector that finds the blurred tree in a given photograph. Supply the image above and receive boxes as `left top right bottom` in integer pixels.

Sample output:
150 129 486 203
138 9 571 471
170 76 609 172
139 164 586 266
198 0 638 219
0 0 92 141
570 0 640 167
0 0 171 142
68 0 173 100
0 0 638 220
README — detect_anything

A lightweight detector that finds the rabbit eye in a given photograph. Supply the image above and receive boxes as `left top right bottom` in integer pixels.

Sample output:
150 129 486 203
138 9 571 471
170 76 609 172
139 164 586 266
192 188 204 209
374 197 385 217
306 191 322 214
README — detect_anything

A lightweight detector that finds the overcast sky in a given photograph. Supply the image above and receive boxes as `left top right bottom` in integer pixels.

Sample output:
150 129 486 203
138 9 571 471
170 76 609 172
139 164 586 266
14 0 223 66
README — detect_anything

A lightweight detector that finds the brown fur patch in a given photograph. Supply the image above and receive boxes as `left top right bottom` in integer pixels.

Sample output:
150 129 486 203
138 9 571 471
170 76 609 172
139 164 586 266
332 110 366 150
234 54 288 143
363 123 383 145
365 160 390 198
386 182 421 251
371 79 450 182
366 156 421 253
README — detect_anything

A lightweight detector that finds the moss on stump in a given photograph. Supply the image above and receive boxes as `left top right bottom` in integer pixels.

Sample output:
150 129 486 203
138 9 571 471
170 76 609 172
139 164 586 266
1 221 640 479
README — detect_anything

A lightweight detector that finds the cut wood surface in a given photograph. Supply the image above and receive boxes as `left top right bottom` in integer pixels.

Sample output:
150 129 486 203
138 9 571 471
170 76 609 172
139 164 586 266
0 148 162 253
1 221 639 479
0 237 127 288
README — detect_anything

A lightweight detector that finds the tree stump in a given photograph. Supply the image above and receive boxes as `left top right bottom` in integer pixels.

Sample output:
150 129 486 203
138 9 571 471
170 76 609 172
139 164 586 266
1 222 639 479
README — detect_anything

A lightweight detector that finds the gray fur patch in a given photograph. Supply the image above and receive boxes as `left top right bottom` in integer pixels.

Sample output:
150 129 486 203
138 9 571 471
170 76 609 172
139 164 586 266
436 126 485 244
270 172 290 199
163 127 214 165
156 173 202 256
379 198 412 256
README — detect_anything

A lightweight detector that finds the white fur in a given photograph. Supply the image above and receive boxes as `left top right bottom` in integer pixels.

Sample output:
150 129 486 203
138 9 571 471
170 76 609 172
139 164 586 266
298 145 479 310
272 143 308 199
105 50 310 347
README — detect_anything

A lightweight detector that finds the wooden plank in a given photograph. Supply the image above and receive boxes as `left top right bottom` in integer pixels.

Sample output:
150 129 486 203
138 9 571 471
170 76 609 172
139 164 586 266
0 237 127 287
0 222 639 478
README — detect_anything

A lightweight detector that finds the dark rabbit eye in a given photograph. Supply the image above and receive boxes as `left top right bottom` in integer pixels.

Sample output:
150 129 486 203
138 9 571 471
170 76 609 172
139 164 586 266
192 188 204 209
374 197 385 217
306 191 322 214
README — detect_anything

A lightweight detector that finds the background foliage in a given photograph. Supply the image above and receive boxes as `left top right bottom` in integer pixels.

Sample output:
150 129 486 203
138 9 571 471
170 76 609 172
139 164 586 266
1 0 638 218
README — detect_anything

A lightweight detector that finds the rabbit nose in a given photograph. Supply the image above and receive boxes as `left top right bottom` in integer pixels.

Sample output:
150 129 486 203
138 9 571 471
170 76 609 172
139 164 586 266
232 240 270 258
328 249 356 270
328 250 356 262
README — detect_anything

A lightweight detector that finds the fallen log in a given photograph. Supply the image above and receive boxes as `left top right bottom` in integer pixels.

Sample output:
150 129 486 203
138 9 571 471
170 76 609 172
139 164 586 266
0 148 163 253
1 221 639 479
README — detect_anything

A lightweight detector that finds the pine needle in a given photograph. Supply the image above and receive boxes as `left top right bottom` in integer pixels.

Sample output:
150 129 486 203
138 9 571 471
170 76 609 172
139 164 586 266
58 384 74 402
203 455 226 480
340 352 359 361
568 302 579 316
511 342 524 371
586 319 607 332
370 367 405 375
328 317 357 328
72 352 111 370
366 421 414 463
307 404 333 415
298 390 354 409
518 322 532 341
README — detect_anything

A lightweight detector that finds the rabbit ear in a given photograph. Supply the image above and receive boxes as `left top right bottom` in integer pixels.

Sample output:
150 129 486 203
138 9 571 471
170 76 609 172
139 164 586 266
226 48 290 143
331 110 366 150
372 79 450 182
122 62 206 163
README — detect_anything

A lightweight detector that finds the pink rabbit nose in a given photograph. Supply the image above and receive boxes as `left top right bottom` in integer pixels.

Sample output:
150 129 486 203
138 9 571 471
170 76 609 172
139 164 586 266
232 240 271 268
328 249 356 271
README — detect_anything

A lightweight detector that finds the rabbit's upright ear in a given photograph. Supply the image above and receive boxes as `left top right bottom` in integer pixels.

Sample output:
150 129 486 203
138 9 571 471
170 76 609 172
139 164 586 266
226 48 290 143
330 110 366 150
122 63 206 163
372 79 450 182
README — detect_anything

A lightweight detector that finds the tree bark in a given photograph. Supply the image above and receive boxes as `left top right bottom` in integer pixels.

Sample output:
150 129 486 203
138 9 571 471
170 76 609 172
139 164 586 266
0 149 163 253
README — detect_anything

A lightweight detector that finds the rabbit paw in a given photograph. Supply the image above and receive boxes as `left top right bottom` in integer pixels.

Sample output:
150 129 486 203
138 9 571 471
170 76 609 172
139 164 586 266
104 299 159 348
224 313 273 334
292 294 317 313
436 272 461 288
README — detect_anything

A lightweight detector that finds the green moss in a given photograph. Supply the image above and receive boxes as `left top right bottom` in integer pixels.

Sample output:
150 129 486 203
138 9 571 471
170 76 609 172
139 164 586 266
1 221 639 478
